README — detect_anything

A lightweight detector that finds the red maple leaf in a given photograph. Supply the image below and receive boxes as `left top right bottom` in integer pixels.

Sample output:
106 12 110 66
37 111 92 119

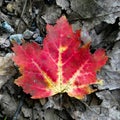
12 16 108 99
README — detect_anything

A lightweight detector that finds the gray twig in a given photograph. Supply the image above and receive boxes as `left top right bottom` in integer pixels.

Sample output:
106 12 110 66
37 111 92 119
12 94 25 120
17 0 28 32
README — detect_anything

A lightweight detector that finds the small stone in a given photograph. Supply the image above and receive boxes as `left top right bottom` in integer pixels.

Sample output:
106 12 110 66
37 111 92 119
81 26 91 44
23 29 34 39
42 6 61 24
56 0 69 10
6 3 15 13
35 36 43 43
22 107 32 118
9 34 23 44
72 21 82 31
0 93 17 117
1 21 14 33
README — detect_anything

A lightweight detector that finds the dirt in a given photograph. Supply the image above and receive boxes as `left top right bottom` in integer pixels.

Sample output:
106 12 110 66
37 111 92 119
0 0 120 120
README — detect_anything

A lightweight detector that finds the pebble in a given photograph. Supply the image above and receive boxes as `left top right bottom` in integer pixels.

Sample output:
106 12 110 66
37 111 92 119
0 38 10 48
6 3 14 13
23 29 34 39
81 26 91 44
1 21 14 33
9 34 23 44
34 36 43 43
33 29 43 43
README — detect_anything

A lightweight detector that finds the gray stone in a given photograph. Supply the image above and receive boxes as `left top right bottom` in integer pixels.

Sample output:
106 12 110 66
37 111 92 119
22 107 32 118
72 21 82 31
42 5 61 24
70 0 120 29
0 92 17 117
56 0 70 10
0 53 16 89
71 0 101 18
98 41 120 90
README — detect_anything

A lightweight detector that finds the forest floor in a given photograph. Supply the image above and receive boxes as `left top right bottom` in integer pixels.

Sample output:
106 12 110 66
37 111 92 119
0 0 120 120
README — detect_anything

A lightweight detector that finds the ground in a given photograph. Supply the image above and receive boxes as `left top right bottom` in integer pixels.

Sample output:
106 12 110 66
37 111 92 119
0 0 120 120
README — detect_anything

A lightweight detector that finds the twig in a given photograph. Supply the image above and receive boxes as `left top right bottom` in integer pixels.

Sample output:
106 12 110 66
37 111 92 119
4 116 7 120
12 94 25 120
17 0 28 32
59 94 63 120
81 101 99 115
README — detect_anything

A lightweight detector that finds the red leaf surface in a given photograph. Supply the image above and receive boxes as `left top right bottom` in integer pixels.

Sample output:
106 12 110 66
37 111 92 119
12 16 108 99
